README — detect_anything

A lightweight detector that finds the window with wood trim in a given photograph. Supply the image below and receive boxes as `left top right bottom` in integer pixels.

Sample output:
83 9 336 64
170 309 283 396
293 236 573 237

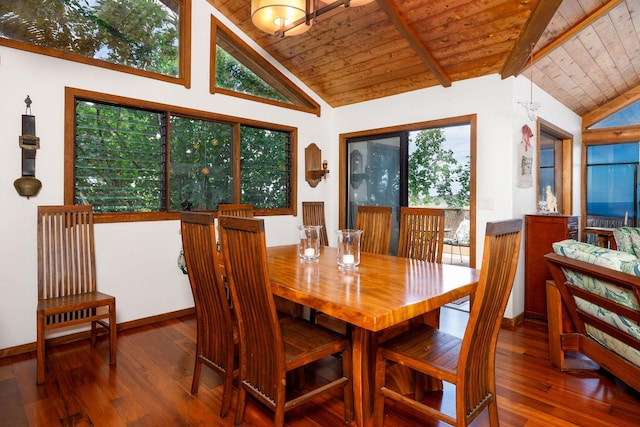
210 16 320 116
0 0 191 87
65 87 296 222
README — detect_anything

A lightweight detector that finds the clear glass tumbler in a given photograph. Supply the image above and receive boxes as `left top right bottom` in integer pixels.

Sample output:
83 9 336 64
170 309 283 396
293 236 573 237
298 225 322 261
336 229 363 270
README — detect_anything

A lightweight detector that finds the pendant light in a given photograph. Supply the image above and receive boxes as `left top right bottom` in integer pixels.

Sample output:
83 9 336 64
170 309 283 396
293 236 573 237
251 0 374 36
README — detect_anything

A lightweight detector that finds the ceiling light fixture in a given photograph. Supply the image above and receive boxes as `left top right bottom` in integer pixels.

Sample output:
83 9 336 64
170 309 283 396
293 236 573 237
251 0 374 37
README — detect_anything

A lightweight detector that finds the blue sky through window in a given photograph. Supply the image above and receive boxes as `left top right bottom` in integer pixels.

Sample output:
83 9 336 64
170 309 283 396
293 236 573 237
590 101 640 129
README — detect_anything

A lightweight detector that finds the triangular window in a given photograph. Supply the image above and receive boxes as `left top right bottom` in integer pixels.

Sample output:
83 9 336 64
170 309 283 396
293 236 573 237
589 100 640 129
210 17 320 116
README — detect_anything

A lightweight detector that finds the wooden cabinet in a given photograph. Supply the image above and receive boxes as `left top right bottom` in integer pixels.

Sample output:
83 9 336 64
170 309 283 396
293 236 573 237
524 214 579 320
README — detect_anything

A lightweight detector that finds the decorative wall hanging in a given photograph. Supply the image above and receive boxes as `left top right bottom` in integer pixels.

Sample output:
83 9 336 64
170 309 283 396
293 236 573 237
14 95 42 198
305 143 329 187
517 124 534 189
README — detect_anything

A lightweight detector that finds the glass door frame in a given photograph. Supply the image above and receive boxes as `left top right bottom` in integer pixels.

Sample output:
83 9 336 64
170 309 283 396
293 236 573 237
338 114 477 267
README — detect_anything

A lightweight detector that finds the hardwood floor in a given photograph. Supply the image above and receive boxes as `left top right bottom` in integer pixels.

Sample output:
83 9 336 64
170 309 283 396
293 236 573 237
2 308 639 426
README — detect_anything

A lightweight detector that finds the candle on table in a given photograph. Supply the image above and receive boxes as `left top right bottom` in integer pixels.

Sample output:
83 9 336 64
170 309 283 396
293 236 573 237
304 248 315 257
342 254 355 265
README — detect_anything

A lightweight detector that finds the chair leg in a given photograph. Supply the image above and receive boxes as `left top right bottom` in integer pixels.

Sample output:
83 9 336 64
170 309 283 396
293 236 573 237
488 399 499 426
36 313 45 385
109 302 117 365
414 372 425 402
220 369 233 418
191 357 202 394
373 352 386 427
342 346 354 423
234 385 247 426
91 309 97 347
275 406 286 427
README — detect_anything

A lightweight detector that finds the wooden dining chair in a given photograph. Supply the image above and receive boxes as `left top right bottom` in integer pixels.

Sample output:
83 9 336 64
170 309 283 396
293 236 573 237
36 205 116 385
374 207 447 342
355 205 393 255
397 207 446 263
373 218 523 427
217 203 254 218
301 201 329 246
219 216 354 427
180 212 237 417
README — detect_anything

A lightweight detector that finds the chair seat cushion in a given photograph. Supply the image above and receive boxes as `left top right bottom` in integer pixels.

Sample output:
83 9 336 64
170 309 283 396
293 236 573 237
552 239 640 368
613 227 640 257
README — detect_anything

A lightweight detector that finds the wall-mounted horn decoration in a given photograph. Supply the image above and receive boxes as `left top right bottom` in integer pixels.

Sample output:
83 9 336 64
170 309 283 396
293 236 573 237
14 95 42 198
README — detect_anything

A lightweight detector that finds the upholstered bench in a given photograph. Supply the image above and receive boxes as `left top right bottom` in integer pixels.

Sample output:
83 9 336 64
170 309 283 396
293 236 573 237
544 237 640 392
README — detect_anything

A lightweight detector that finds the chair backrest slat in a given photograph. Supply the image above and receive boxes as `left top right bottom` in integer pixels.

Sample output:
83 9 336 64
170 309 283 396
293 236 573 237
397 207 445 263
302 201 329 246
38 205 97 301
219 216 284 402
355 205 393 255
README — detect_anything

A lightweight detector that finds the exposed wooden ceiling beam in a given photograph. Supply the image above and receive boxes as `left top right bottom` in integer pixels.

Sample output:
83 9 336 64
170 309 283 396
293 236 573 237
533 0 624 63
501 0 563 79
375 0 451 87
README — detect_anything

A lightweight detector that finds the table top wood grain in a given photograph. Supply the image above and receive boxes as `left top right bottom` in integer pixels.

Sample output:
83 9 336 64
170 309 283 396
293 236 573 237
267 245 480 332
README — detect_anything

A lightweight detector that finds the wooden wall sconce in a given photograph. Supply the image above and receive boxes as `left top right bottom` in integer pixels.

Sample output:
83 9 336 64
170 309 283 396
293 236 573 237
14 95 42 198
305 143 329 188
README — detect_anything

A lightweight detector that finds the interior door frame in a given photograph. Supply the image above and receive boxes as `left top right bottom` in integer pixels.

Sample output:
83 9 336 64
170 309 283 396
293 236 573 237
537 118 573 215
338 114 477 267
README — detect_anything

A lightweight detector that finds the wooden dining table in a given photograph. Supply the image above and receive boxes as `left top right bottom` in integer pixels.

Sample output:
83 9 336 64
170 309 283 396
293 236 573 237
266 244 480 426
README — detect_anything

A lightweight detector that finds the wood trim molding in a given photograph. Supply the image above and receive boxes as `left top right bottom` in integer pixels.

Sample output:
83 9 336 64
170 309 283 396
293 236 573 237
582 126 640 144
502 312 525 330
0 308 195 359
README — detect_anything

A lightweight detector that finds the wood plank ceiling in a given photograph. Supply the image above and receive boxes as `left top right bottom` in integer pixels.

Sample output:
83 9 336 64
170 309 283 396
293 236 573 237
208 0 640 119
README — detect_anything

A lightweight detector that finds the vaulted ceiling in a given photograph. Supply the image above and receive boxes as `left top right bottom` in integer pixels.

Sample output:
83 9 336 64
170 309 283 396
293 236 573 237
209 0 639 122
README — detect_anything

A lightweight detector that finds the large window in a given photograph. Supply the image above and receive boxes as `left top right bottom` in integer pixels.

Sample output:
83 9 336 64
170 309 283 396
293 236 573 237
0 0 190 86
585 142 639 229
65 88 296 222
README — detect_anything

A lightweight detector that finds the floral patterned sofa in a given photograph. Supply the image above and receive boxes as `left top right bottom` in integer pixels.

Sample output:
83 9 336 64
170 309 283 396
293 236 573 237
544 234 640 392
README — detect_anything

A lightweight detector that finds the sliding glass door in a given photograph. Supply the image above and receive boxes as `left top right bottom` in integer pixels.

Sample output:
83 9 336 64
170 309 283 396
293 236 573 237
344 121 473 263
346 133 405 253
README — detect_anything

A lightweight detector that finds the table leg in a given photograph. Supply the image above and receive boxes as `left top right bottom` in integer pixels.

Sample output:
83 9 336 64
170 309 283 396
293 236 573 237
351 326 372 426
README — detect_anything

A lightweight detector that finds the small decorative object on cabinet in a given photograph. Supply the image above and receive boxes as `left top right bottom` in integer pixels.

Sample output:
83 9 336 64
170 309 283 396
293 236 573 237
524 214 578 320
305 143 329 187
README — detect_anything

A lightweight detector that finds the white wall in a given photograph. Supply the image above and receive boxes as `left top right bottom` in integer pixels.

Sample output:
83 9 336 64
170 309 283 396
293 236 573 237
333 74 582 317
0 0 581 350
